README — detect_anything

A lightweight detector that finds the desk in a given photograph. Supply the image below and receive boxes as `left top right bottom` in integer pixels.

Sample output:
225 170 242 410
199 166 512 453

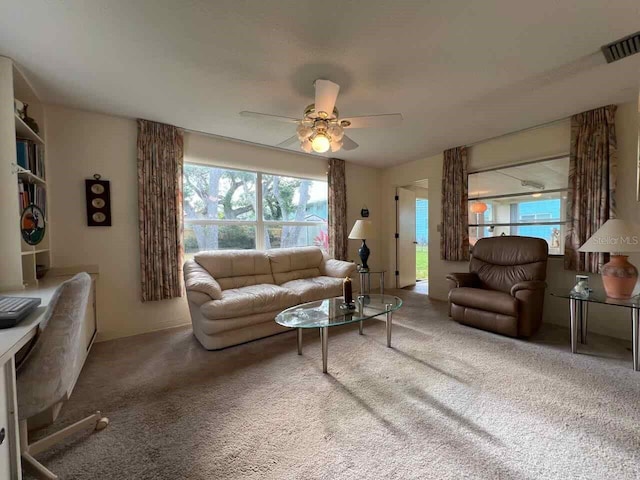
0 271 97 479
550 290 639 371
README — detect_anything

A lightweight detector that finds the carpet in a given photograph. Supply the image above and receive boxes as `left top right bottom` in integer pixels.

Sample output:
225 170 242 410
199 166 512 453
26 290 640 479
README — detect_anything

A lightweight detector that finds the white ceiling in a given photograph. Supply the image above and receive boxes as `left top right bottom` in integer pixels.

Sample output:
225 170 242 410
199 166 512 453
0 0 639 168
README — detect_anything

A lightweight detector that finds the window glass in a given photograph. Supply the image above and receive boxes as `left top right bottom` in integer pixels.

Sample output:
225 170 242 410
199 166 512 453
183 165 327 253
265 224 328 250
183 164 256 221
262 174 328 222
184 225 256 258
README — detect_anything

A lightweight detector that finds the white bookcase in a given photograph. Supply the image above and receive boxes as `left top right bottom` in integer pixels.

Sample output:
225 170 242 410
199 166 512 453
0 57 50 289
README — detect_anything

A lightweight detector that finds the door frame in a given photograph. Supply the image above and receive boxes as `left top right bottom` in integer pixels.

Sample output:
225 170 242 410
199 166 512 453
395 180 429 289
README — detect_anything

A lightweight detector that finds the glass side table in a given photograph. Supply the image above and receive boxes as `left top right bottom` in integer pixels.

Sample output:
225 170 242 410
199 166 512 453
550 290 640 371
357 269 386 295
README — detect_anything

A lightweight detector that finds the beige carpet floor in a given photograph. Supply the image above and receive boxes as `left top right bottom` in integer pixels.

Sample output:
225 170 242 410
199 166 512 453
26 290 640 479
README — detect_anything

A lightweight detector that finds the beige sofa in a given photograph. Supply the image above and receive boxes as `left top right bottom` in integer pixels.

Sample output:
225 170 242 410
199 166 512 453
184 246 357 350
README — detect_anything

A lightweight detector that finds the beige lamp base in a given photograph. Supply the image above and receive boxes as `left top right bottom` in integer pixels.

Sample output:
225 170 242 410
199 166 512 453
601 255 638 299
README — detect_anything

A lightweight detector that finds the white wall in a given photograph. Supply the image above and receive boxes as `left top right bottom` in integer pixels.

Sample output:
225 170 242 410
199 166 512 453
345 163 382 271
381 153 463 301
46 105 191 341
46 105 381 341
381 101 639 340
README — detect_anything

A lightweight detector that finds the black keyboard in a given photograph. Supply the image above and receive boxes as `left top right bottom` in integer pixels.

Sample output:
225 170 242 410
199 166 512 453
0 296 41 328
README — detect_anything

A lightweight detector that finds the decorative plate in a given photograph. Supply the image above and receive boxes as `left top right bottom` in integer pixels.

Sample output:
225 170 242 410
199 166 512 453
21 204 46 245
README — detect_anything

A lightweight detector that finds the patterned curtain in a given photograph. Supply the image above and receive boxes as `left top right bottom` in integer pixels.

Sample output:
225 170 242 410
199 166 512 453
440 146 469 261
137 119 184 301
328 158 348 260
564 105 617 273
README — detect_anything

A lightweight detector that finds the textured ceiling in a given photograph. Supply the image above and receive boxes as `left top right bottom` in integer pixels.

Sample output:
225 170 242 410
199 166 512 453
0 0 639 167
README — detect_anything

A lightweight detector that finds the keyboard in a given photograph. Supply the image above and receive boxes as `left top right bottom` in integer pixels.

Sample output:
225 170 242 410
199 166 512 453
0 296 41 328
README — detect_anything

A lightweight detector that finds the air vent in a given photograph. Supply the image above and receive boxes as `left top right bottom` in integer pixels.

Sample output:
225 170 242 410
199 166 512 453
601 31 640 63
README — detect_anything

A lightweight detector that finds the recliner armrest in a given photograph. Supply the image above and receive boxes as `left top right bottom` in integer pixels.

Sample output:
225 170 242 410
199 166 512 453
321 258 357 279
510 280 547 296
446 272 480 288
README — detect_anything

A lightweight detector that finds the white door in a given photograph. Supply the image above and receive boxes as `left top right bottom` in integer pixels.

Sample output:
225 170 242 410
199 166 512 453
397 187 416 288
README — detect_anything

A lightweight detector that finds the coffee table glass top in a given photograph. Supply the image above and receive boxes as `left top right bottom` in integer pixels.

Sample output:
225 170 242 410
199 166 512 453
275 294 402 329
550 290 640 309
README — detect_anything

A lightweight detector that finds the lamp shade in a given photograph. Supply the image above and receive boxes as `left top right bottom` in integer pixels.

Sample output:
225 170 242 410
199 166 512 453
578 219 640 253
470 202 488 214
349 220 375 240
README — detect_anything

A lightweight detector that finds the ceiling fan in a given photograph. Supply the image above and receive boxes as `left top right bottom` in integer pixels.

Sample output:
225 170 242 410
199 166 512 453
240 79 402 154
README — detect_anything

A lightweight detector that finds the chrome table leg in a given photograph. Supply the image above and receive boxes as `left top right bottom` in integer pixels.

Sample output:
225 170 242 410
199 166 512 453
633 308 639 372
386 303 393 348
360 272 366 295
569 298 579 353
359 321 364 335
320 327 328 373
297 328 302 355
580 301 588 345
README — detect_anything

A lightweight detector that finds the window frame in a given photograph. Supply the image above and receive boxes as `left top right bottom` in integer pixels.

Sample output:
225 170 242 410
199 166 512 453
183 162 328 251
468 155 569 256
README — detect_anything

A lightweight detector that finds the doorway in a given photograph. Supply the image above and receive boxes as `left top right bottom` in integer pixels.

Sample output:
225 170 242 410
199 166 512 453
395 179 429 294
415 197 429 292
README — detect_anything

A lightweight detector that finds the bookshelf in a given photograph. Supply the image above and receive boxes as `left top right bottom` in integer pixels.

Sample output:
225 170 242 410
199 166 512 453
0 57 50 289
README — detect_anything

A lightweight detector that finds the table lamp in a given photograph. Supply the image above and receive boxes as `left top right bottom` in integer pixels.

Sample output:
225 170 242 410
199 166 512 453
349 220 375 271
578 219 640 299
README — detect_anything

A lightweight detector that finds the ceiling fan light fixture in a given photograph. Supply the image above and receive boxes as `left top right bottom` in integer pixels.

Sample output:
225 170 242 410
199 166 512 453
328 125 344 141
296 124 312 140
300 139 313 153
311 133 330 153
330 139 343 152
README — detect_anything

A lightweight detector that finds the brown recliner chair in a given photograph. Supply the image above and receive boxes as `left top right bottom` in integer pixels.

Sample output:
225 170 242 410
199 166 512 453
446 236 548 338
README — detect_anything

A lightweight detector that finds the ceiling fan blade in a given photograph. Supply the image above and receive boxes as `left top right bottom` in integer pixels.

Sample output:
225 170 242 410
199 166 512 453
341 135 359 151
239 111 300 124
314 79 340 117
276 135 299 148
341 113 403 129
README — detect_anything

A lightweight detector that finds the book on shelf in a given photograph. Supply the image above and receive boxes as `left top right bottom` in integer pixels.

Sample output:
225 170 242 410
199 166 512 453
16 138 45 180
17 180 46 217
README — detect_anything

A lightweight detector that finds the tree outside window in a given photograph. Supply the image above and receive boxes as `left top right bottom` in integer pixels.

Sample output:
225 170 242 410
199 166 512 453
183 164 328 256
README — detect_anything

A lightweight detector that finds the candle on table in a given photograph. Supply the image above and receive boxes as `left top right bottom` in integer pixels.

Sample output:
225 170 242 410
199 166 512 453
343 277 353 304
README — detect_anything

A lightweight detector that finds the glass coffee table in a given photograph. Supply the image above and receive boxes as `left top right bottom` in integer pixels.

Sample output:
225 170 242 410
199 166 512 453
275 294 403 373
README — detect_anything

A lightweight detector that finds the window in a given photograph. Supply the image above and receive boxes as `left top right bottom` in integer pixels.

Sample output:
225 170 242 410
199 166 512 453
468 157 569 255
183 164 328 256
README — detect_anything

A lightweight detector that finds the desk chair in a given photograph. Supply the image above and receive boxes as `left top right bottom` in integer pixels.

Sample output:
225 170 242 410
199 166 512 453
16 273 108 479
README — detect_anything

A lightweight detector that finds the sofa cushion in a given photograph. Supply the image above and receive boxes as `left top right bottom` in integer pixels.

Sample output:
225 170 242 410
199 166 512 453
280 276 344 303
267 247 324 284
449 287 518 316
200 284 300 320
195 250 275 290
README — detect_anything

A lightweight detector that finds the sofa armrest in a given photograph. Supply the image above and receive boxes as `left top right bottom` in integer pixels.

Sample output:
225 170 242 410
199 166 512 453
446 272 480 288
321 258 357 279
187 291 214 307
510 280 546 297
184 260 223 300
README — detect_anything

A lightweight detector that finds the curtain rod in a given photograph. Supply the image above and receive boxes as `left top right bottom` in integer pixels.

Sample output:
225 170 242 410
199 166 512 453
464 116 570 149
